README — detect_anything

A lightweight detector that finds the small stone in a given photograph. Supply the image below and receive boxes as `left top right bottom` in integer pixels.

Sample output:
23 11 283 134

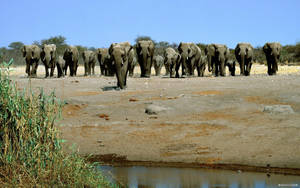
263 105 294 114
178 94 185 98
145 104 170 115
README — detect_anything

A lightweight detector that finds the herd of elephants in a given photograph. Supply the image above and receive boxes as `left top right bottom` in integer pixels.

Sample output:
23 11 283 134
21 41 282 89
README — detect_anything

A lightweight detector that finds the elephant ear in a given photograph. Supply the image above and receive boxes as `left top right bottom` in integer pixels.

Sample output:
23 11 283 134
22 46 26 57
247 46 254 58
235 45 241 61
63 49 68 60
225 48 230 61
149 41 155 55
32 46 40 59
178 43 183 53
108 44 114 56
82 52 86 60
263 43 270 54
40 50 45 61
176 54 181 63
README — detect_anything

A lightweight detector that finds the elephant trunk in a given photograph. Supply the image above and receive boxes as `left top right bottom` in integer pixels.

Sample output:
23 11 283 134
240 52 245 75
142 48 150 77
166 58 172 76
181 52 188 76
207 55 212 72
115 56 125 89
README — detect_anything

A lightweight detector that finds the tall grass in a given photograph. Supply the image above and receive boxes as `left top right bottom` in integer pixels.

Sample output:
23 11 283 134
0 59 113 187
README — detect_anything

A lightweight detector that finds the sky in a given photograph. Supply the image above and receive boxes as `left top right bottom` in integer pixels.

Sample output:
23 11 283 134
1 0 299 49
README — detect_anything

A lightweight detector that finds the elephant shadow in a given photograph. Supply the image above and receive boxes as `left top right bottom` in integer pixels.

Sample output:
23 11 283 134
101 86 120 91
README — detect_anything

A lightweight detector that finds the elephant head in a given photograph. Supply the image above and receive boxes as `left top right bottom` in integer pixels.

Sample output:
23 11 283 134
96 48 112 76
153 55 164 76
213 44 229 77
41 44 57 77
128 48 138 77
136 40 154 77
63 46 79 76
226 60 236 76
109 42 132 89
41 44 56 66
22 45 41 77
56 56 65 78
82 50 96 76
22 45 41 62
204 44 216 72
178 42 201 76
164 47 181 77
235 43 253 76
178 42 190 77
263 42 282 75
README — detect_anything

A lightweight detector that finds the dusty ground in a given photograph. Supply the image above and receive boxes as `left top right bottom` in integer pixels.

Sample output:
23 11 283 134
9 64 300 174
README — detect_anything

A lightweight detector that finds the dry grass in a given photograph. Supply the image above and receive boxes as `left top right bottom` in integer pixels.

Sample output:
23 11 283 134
0 64 114 187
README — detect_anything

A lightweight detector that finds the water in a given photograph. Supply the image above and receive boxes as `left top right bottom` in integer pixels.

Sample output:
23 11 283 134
98 165 300 188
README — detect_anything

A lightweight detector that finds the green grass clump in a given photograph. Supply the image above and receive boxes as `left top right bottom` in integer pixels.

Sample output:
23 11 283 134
0 60 113 187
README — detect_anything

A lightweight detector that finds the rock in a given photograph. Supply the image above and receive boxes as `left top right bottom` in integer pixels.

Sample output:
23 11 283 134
263 105 294 114
145 104 170 115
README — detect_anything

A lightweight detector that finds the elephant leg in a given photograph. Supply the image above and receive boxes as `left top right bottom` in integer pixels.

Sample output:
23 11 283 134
69 64 74 77
31 61 38 78
26 62 30 76
220 62 225 77
273 62 278 75
50 66 55 77
200 64 205 77
215 64 219 77
182 61 187 77
45 66 49 78
164 63 170 76
175 63 180 78
190 59 196 76
89 63 92 75
267 62 273 75
245 62 250 76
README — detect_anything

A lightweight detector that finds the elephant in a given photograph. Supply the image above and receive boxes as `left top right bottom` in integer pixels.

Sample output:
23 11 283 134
164 47 181 78
226 60 236 76
204 44 217 74
235 43 254 76
212 44 229 77
22 45 41 78
63 46 79 76
82 50 96 76
109 42 132 89
96 48 114 76
263 42 282 75
177 42 202 77
136 40 155 77
40 44 56 78
153 55 164 76
128 48 138 77
196 55 207 77
56 56 65 78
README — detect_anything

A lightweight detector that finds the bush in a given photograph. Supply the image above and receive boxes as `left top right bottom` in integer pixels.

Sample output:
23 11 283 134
0 59 114 187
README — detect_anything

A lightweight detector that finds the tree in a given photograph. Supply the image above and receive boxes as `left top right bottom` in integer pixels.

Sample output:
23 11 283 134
134 36 155 44
41 35 66 46
155 41 170 56
8 42 24 50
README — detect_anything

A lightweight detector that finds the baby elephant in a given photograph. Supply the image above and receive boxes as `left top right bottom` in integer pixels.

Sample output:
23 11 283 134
82 50 97 76
56 56 66 78
226 60 236 76
153 55 164 76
